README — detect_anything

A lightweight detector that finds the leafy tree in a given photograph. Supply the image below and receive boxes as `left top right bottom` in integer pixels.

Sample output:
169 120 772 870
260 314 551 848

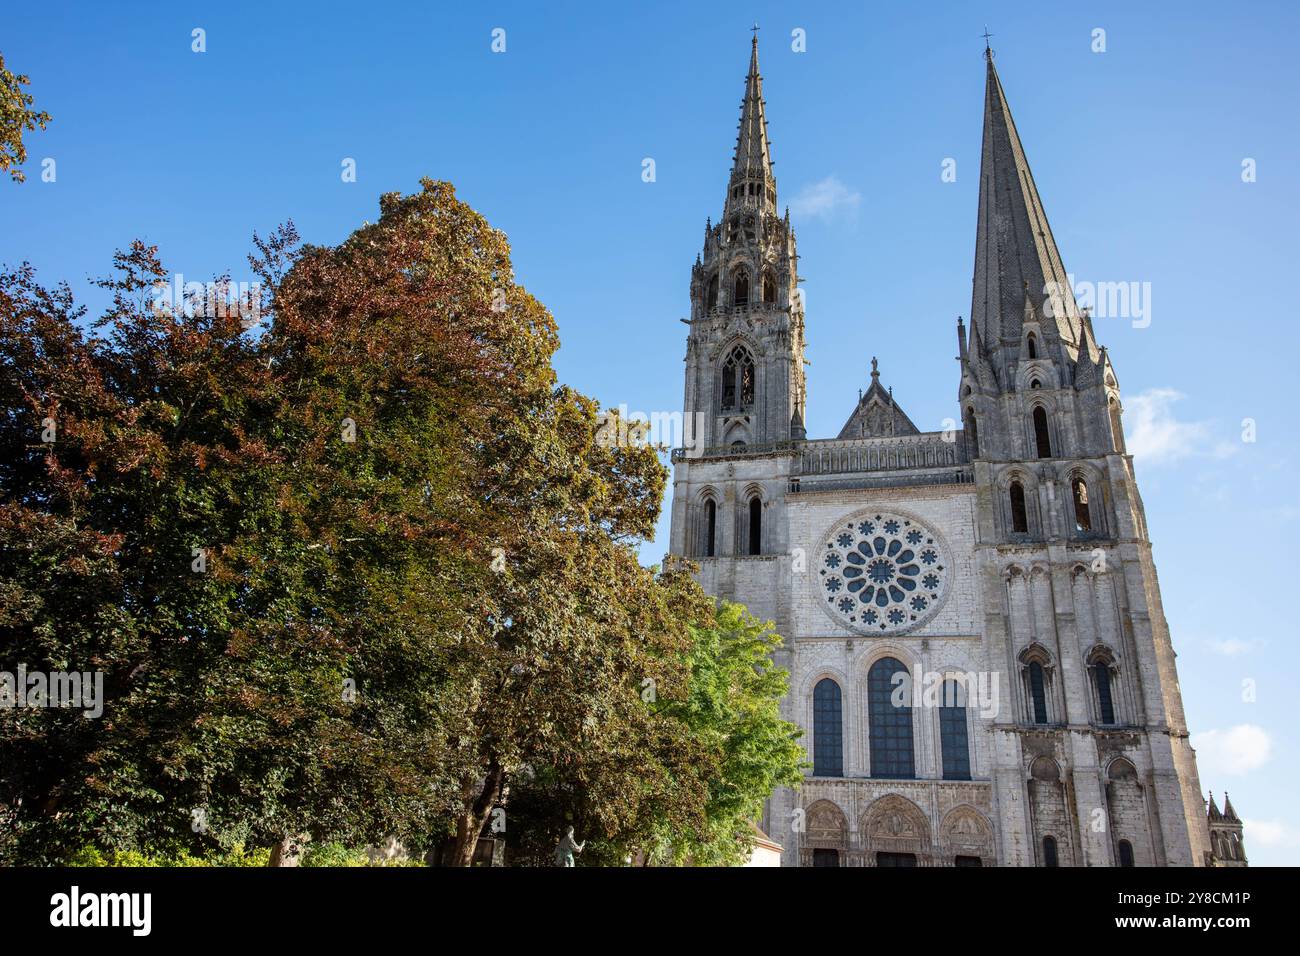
0 53 51 182
0 179 799 868
504 600 804 866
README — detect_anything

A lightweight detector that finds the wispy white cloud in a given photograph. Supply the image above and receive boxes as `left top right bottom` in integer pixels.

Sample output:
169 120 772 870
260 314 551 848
1192 724 1273 776
787 176 861 223
1207 638 1262 657
1125 388 1236 467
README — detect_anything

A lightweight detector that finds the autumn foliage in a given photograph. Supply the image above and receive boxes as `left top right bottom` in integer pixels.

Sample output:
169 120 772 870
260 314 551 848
0 180 801 866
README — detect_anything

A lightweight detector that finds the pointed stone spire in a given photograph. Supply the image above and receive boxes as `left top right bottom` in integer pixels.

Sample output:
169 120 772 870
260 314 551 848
1223 793 1239 822
971 50 1080 366
1207 792 1222 821
726 34 777 216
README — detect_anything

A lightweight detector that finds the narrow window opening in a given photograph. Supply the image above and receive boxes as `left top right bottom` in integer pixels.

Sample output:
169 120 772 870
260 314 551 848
1010 481 1028 533
1072 477 1091 531
748 496 762 555
1043 835 1059 867
1033 406 1052 458
1028 661 1048 724
1094 661 1115 724
704 499 716 558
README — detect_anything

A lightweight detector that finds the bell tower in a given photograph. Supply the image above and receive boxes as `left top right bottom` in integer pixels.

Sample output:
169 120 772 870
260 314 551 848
682 34 806 451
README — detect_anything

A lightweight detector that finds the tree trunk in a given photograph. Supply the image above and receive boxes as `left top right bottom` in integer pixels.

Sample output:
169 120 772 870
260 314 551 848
268 832 310 867
446 764 503 866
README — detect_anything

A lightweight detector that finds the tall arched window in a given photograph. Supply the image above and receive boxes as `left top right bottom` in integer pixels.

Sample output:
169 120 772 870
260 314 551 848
1042 835 1059 867
1028 660 1048 724
1026 333 1038 359
868 657 914 779
733 270 749 307
939 679 971 780
762 270 777 304
705 273 719 311
1009 481 1028 533
748 496 762 556
721 347 755 411
1117 839 1134 867
1093 661 1115 724
964 407 979 459
703 499 716 558
1072 476 1091 531
813 678 843 778
1033 406 1052 458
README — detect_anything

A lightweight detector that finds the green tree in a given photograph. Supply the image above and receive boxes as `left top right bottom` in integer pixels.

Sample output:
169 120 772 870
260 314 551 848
505 599 804 866
0 53 51 182
1 179 797 869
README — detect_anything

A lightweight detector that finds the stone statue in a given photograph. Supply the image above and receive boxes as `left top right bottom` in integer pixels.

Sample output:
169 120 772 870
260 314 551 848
554 826 585 867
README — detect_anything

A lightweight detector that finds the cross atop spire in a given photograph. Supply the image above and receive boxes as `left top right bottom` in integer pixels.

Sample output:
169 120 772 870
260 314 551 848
982 26 994 52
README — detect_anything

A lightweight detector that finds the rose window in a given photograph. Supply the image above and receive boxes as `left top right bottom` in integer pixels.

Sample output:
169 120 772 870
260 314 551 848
816 510 950 635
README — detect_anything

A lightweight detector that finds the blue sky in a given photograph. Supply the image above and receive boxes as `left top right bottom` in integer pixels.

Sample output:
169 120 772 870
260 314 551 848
4 1 1299 864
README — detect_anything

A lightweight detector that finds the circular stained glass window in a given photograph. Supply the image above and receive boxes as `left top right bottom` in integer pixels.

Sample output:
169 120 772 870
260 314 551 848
815 510 951 635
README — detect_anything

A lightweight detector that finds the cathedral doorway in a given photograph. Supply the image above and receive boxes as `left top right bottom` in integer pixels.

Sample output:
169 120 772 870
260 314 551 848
876 852 917 867
812 848 840 867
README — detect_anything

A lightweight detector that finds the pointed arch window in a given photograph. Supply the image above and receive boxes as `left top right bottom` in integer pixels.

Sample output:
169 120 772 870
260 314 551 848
1033 406 1052 458
1027 333 1038 359
1028 660 1048 724
813 678 843 778
703 499 716 558
1009 481 1028 533
1072 476 1091 531
868 657 915 780
762 270 777 304
721 347 755 411
1117 840 1134 867
748 495 762 555
939 679 971 780
706 273 719 311
1042 835 1059 868
1093 660 1116 725
733 269 750 307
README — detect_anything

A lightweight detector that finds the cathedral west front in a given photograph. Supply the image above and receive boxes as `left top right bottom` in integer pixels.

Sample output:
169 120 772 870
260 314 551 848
667 36 1239 867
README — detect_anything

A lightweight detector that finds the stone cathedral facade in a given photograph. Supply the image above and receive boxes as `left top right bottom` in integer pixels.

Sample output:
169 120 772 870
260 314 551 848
667 39 1227 867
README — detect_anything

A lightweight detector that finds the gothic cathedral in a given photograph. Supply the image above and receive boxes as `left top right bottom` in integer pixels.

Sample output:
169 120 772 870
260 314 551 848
667 38 1235 867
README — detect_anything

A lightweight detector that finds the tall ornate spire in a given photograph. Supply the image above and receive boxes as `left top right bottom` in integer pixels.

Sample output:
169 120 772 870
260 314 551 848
726 33 777 216
970 50 1080 363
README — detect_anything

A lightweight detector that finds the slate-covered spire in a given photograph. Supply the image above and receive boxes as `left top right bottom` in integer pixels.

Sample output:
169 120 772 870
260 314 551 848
726 34 777 216
970 49 1080 364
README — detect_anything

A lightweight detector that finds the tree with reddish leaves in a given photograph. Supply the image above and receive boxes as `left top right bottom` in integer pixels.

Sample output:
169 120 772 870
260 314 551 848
1 180 798 867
